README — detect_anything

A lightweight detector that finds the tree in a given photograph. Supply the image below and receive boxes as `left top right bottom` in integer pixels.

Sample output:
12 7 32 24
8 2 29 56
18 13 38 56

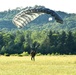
0 32 4 50
66 31 75 54
58 31 67 54
1 46 6 54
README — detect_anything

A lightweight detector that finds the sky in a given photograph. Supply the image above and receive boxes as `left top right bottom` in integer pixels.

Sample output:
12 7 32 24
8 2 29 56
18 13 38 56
0 0 76 13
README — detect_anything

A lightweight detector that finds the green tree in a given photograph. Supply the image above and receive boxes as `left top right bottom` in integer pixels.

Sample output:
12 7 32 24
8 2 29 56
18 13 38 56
58 31 67 54
66 31 75 54
1 46 6 54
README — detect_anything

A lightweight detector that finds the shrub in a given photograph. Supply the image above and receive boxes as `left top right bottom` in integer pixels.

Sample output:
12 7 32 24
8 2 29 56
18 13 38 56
51 53 60 56
10 54 19 56
47 53 51 56
21 52 29 56
36 53 42 56
51 53 55 56
4 53 10 56
55 52 60 55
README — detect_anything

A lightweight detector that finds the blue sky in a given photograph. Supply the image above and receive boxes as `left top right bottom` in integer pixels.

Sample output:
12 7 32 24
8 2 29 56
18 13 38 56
0 0 76 13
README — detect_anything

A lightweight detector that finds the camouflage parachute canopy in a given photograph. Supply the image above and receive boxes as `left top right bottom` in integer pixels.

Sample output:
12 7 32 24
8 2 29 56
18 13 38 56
12 5 63 28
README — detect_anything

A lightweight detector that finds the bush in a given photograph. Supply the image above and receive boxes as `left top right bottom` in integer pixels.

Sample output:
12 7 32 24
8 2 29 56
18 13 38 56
55 52 60 55
36 53 42 56
4 53 10 56
51 53 55 56
21 52 29 56
10 54 19 56
51 52 60 56
47 53 51 56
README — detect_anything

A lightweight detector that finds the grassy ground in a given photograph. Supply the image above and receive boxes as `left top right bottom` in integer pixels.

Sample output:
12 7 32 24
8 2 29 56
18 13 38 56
0 55 76 75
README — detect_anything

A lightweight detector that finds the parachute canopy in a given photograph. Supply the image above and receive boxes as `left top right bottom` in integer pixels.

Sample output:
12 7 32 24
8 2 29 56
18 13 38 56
12 6 63 28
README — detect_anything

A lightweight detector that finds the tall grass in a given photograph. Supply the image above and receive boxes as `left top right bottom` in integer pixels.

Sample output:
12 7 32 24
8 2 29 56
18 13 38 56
0 55 76 75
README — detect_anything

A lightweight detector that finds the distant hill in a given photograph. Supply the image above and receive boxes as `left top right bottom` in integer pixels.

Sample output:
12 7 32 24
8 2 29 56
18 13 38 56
0 7 76 31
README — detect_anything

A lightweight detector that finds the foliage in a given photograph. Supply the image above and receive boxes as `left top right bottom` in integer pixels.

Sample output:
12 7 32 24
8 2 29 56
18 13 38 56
20 52 29 56
36 53 42 56
4 53 10 56
0 30 76 55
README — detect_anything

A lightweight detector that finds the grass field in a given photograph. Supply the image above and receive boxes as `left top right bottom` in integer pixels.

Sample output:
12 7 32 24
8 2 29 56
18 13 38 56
0 55 76 75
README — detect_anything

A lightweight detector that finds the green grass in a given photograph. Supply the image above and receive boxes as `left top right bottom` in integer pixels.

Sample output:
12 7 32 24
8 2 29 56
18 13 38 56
0 55 76 75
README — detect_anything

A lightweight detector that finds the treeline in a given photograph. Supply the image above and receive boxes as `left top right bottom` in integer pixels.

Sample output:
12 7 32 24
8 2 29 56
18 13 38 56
0 30 76 55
